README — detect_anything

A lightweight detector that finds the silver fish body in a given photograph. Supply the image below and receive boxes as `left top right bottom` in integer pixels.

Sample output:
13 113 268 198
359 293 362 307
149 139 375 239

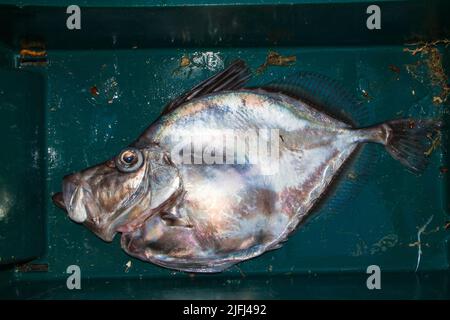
120 89 389 272
53 61 439 273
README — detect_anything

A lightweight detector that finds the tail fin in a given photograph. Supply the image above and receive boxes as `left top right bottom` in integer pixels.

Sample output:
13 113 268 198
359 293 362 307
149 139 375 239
384 119 441 174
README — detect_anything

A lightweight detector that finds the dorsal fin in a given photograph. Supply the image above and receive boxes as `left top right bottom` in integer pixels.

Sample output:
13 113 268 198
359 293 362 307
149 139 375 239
259 71 379 221
162 59 251 115
260 71 366 127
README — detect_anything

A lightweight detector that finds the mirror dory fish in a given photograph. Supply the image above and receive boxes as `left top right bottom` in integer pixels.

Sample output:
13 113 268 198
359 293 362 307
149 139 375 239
52 60 440 273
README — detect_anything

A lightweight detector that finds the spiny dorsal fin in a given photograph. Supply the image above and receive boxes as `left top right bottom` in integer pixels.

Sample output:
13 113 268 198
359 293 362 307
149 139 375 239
162 59 251 115
261 71 366 127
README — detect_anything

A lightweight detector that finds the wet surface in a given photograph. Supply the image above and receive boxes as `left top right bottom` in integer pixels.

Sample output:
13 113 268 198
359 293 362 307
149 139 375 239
1 45 449 298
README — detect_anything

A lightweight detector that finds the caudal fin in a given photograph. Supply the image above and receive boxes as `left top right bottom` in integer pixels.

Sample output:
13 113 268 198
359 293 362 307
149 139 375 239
384 119 441 173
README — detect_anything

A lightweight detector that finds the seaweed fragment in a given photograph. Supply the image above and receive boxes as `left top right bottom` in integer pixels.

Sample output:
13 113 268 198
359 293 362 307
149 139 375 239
256 51 296 74
173 52 224 77
389 64 401 74
424 131 441 157
18 39 48 66
409 215 434 272
404 40 450 104
90 85 99 96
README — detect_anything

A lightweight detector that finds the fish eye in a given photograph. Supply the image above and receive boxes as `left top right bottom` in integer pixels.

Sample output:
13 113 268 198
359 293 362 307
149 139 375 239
115 148 144 173
122 152 135 164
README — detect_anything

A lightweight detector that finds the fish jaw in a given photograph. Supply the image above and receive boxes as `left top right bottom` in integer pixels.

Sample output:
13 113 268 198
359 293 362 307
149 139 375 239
54 144 184 242
62 173 97 223
58 167 151 242
59 171 143 242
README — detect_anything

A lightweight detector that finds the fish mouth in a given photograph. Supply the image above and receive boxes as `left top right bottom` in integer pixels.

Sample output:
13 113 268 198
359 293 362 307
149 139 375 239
58 174 97 224
52 192 66 210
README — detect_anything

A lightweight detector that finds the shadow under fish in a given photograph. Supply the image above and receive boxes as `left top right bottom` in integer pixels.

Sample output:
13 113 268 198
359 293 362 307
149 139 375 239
52 60 441 273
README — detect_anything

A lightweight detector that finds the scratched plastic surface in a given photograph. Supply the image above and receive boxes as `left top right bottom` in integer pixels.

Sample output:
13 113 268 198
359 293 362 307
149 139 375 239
0 1 449 299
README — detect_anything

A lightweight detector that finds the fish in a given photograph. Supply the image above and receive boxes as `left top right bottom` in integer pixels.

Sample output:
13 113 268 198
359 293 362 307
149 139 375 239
52 60 440 273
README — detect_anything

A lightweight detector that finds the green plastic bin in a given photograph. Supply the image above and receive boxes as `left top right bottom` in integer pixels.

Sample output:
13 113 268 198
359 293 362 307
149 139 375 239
0 0 449 299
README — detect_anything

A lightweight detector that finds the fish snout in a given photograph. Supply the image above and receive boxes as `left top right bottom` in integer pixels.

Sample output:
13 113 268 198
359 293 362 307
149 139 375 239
52 192 66 210
61 173 93 223
62 173 81 197
52 173 82 211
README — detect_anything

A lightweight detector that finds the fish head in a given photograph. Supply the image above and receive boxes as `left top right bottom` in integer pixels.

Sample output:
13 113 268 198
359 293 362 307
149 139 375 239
53 144 180 242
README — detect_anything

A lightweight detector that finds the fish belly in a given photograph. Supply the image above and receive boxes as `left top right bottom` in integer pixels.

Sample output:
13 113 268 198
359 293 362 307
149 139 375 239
123 91 358 272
